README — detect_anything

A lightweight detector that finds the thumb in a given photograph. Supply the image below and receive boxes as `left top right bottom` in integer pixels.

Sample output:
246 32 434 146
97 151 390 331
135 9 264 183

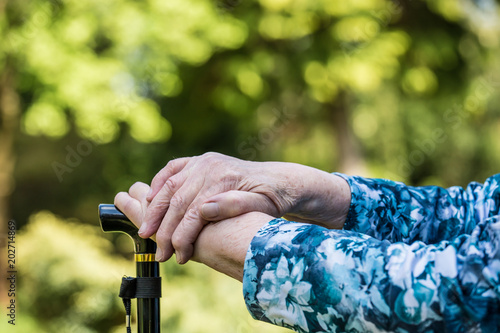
201 190 279 221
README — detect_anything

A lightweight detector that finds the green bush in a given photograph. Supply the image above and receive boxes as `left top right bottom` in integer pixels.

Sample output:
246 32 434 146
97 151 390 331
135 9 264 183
13 212 288 332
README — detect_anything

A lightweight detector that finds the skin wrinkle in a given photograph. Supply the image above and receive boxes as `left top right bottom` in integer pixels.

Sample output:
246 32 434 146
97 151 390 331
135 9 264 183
169 191 186 211
239 163 298 216
240 180 285 216
259 186 290 216
284 173 349 229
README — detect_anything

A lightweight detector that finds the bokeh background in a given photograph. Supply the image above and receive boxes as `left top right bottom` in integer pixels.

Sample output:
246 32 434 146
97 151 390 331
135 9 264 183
1 0 500 332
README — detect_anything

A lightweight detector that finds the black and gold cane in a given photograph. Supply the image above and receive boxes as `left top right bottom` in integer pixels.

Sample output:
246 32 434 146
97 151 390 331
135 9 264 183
99 204 161 333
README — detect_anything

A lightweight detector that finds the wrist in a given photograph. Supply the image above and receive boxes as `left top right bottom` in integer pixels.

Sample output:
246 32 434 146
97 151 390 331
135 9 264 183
284 166 351 229
192 212 272 281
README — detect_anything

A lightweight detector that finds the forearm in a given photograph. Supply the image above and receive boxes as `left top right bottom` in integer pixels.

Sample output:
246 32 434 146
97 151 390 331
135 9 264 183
192 212 272 281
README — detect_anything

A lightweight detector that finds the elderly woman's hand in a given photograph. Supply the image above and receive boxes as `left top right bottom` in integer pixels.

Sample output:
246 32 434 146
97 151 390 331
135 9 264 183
114 181 272 281
138 152 351 264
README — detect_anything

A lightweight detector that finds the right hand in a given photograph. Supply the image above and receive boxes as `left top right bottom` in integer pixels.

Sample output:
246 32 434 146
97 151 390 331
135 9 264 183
141 152 350 263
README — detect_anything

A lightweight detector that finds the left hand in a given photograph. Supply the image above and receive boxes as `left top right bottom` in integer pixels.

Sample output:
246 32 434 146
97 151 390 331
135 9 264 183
114 181 274 281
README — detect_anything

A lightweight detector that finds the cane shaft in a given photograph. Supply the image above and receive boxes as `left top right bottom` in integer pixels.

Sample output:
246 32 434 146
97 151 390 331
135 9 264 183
137 261 161 333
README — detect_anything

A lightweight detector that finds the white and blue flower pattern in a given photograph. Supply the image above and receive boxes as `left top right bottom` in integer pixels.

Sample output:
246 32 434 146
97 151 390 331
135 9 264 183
243 174 500 332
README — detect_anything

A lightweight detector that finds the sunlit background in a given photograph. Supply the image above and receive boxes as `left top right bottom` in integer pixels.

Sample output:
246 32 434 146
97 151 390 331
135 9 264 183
1 0 500 332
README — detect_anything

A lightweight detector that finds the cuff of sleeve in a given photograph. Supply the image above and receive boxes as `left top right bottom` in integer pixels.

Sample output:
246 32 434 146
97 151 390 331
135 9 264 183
332 172 361 231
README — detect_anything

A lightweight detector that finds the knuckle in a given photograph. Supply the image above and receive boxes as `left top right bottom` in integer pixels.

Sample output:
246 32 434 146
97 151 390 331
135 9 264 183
185 207 201 223
155 232 171 247
163 177 179 194
220 169 243 188
200 152 223 164
145 200 168 224
202 151 218 158
169 194 185 210
171 209 202 250
165 159 177 174
171 232 188 251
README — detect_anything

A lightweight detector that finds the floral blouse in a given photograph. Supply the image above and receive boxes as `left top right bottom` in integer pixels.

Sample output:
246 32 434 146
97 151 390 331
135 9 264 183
242 174 500 333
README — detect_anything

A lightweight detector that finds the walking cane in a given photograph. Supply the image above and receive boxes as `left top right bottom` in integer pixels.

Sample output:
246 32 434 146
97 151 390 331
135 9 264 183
98 204 161 333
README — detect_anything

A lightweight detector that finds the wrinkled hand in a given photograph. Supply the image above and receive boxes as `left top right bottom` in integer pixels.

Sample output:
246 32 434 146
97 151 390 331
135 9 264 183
114 181 273 281
139 152 350 264
139 152 296 263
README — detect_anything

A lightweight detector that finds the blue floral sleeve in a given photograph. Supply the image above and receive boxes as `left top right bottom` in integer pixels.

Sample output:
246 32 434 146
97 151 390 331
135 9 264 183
242 175 500 333
336 173 500 244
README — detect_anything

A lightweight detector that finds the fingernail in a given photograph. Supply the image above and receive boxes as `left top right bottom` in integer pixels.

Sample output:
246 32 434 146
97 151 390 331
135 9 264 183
156 248 163 262
201 202 219 219
175 251 184 264
138 223 148 236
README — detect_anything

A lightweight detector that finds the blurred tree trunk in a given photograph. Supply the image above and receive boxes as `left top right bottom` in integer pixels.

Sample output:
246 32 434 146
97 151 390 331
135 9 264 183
331 94 367 176
0 63 19 305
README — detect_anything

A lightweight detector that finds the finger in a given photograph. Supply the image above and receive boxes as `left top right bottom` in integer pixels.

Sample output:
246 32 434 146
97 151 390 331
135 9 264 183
200 190 280 221
153 178 206 262
114 191 144 229
140 171 189 238
170 206 207 264
129 182 151 211
129 181 150 200
147 157 191 202
151 209 178 262
129 181 151 218
115 190 157 243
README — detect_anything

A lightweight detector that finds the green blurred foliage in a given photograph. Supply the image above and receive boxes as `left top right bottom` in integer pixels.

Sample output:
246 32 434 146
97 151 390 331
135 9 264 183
14 211 128 333
4 212 286 332
1 0 500 331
